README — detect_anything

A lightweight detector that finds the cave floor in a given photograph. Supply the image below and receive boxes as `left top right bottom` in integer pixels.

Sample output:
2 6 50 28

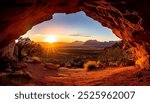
23 64 150 86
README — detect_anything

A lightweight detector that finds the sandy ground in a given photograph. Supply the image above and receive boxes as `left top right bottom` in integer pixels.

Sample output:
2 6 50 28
24 63 150 86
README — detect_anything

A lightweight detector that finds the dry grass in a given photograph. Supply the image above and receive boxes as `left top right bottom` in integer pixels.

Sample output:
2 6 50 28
84 61 97 71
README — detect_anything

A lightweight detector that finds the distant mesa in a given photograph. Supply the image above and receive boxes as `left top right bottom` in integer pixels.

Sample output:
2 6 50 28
38 40 118 47
83 40 118 47
70 41 84 46
69 40 118 47
84 40 99 45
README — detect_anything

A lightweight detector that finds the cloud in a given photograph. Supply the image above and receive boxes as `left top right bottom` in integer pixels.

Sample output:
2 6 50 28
68 34 91 37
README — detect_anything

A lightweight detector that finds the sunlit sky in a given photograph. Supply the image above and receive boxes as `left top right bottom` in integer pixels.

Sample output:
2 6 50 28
23 11 120 42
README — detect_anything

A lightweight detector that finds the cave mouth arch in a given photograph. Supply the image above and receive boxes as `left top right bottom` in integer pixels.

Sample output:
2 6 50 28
18 11 124 69
0 0 150 70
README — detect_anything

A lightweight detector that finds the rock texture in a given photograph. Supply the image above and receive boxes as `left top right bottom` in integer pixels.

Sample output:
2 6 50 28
0 41 15 60
0 0 150 69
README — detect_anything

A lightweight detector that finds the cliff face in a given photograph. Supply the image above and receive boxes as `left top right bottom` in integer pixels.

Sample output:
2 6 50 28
0 0 150 69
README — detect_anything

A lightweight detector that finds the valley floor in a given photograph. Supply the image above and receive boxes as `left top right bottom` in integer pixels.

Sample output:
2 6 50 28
24 64 150 86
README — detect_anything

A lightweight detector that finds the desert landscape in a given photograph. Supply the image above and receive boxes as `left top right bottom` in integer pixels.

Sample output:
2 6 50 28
1 38 150 86
0 0 150 86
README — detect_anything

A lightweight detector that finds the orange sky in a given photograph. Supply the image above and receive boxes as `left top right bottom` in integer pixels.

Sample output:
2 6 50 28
22 34 97 43
22 12 120 43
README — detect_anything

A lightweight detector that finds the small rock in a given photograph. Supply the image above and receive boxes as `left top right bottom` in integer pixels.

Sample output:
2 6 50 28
31 57 41 64
44 63 59 70
5 68 13 73
11 62 28 71
9 70 32 80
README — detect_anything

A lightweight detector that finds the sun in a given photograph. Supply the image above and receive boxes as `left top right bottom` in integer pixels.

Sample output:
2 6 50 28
44 36 57 43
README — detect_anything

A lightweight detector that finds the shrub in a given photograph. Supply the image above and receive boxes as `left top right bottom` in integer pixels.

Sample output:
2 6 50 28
96 60 103 68
98 41 135 67
84 61 97 71
65 62 72 68
70 57 85 68
14 37 42 61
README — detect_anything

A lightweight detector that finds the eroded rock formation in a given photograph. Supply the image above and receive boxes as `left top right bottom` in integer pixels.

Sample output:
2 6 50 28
0 0 150 69
0 41 15 60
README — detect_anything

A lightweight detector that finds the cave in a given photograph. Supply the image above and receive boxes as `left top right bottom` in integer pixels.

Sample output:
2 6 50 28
0 0 150 71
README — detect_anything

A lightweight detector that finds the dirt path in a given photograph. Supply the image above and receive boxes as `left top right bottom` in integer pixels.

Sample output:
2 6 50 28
24 64 150 86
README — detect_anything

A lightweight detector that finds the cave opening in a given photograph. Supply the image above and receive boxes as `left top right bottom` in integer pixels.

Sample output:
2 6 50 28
16 11 121 62
0 0 150 86
13 11 136 77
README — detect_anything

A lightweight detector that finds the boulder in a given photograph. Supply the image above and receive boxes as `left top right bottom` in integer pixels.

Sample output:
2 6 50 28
44 63 59 70
11 62 28 71
9 70 32 80
30 56 41 64
0 70 32 85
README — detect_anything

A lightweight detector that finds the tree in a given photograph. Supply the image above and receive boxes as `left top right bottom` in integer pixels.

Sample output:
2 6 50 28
14 37 42 61
98 40 135 67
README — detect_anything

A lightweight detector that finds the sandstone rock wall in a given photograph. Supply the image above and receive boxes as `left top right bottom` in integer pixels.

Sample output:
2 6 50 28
0 0 150 69
0 41 15 60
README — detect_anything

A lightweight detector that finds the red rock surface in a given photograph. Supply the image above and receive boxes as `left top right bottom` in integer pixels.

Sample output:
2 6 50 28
0 0 150 69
